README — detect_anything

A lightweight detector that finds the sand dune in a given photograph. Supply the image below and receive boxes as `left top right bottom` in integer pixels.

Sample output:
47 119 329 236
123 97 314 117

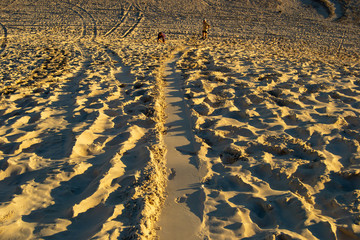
0 0 360 239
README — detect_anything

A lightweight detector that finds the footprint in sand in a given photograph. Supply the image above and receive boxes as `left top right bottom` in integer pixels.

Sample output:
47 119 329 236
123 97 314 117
175 195 187 203
168 168 176 180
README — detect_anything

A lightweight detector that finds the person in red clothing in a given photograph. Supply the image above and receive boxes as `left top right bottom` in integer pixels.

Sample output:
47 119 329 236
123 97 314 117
157 32 166 43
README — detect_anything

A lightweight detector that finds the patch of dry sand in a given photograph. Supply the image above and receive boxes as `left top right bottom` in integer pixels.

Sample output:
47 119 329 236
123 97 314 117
174 39 360 239
0 35 180 239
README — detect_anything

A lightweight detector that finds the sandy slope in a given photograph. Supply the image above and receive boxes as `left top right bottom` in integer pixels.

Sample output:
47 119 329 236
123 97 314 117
0 0 360 239
0 32 179 238
175 39 360 239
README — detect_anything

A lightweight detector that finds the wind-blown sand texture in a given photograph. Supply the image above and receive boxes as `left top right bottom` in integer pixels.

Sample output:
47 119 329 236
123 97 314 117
176 40 360 239
0 34 173 239
0 0 360 239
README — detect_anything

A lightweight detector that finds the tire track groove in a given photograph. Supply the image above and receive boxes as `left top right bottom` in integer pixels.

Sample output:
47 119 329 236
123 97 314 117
104 4 133 37
121 10 143 38
63 1 97 40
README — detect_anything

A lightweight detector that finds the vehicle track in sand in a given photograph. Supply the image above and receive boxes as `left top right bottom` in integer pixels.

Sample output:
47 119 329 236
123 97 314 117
61 1 143 40
62 1 143 39
104 4 133 37
121 9 143 38
104 4 143 38
62 1 97 40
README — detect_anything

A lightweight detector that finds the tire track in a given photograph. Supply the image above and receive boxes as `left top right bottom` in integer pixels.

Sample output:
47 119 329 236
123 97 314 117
121 10 144 38
61 1 141 39
62 1 97 40
103 4 143 38
0 22 7 55
71 4 97 40
104 4 133 37
59 4 87 39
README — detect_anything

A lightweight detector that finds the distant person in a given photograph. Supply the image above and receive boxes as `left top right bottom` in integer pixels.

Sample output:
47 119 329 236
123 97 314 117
202 19 210 40
157 32 166 43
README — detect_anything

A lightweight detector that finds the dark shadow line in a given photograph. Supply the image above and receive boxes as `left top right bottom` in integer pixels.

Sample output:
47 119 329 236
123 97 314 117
0 22 7 55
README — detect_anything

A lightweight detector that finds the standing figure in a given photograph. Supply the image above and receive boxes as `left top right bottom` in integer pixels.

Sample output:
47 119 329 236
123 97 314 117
202 19 210 40
157 32 166 43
